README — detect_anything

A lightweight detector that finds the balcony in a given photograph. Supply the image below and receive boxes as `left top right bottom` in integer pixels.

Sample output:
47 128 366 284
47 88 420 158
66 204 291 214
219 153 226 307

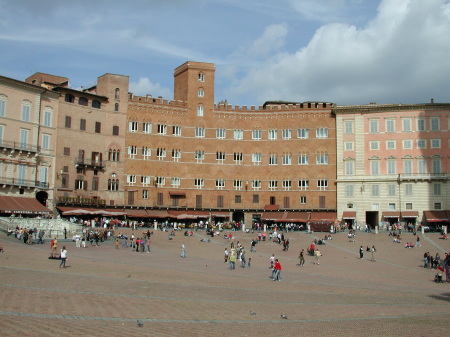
0 140 39 154
398 173 449 182
0 177 49 189
75 158 105 169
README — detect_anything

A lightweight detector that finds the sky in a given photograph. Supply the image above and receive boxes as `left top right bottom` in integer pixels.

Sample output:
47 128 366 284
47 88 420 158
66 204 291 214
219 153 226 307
0 0 449 106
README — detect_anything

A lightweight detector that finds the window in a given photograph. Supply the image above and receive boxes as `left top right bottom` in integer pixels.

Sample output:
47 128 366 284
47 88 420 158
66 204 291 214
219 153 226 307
197 105 204 117
198 73 204 82
371 185 380 197
143 123 152 134
252 129 262 140
434 202 442 210
108 178 119 191
430 117 440 131
171 177 181 187
405 184 413 196
235 195 241 203
141 176 151 185
216 128 226 139
21 101 31 122
109 149 120 162
198 89 204 97
92 100 101 109
252 153 262 165
282 153 292 165
402 118 412 132
129 121 138 132
345 142 354 151
316 153 328 165
252 180 262 190
115 88 120 100
114 103 119 112
233 180 242 190
282 129 292 139
195 127 205 138
112 125 119 136
79 97 88 106
402 140 412 149
386 140 396 150
0 96 6 118
19 129 29 149
298 154 309 165
64 147 70 156
370 141 379 150
155 176 165 187
234 129 243 140
234 152 243 164
269 180 278 191
142 147 151 159
299 180 309 190
297 128 309 139
216 179 225 189
385 119 395 133
417 118 425 131
269 154 278 165
172 125 181 136
39 167 48 187
369 120 379 133
388 203 396 210
345 161 354 175
194 178 204 189
42 134 50 150
128 146 137 158
370 160 380 175
142 190 148 199
172 149 181 161
433 183 441 196
388 184 396 196
157 192 163 206
317 180 328 191
65 94 75 103
405 202 413 210
80 119 86 131
92 176 99 191
216 151 226 163
418 159 427 174
387 160 396 175
416 139 426 149
344 120 354 134
217 195 224 208
403 160 413 174
345 185 354 197
127 175 136 185
253 195 259 203
284 197 290 208
156 148 166 160
430 139 441 148
75 177 86 190
268 129 278 140
319 196 325 208
194 150 204 162
157 124 167 135
282 180 292 191
316 128 328 138
432 158 441 173
0 125 3 145
300 196 306 204
43 108 52 127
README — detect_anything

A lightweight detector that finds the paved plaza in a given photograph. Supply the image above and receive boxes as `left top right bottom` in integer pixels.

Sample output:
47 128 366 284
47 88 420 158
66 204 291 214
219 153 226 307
0 227 449 337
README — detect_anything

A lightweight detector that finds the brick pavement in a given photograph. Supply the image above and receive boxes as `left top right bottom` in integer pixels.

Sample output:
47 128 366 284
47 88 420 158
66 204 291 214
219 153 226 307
0 228 449 336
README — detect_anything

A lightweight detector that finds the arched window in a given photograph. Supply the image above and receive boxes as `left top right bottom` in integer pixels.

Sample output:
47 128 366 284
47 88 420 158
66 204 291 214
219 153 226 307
65 94 75 103
79 97 88 106
92 100 101 109
114 103 119 112
115 88 120 100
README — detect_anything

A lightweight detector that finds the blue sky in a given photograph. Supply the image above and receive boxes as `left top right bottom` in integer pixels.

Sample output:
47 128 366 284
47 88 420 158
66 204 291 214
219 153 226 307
1 0 449 106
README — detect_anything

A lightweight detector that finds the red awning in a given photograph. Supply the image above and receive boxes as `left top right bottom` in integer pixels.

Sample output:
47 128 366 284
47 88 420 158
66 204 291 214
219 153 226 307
281 212 309 222
169 191 186 197
0 196 51 214
264 204 279 211
168 210 209 219
342 211 356 219
309 212 337 221
211 211 230 218
124 209 151 218
261 211 287 221
382 211 400 218
145 210 170 218
424 210 448 222
57 207 125 216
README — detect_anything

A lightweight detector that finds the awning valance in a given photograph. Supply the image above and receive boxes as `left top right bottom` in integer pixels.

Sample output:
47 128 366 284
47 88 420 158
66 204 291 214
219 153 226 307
57 207 125 216
168 210 209 220
382 211 400 218
401 211 419 218
211 211 230 218
342 211 356 219
169 191 186 197
309 212 337 221
279 212 309 223
424 210 448 222
261 211 287 221
0 196 51 214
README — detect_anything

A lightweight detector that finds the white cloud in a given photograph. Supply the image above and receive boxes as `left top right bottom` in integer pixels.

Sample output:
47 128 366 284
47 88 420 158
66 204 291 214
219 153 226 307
129 77 172 99
228 0 450 105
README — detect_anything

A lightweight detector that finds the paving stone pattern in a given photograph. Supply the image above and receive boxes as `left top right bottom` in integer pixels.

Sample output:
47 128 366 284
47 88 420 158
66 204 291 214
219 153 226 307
0 228 449 336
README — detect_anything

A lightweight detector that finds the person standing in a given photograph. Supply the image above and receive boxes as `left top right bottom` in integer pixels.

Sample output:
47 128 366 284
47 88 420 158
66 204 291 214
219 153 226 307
181 243 186 258
247 257 252 268
241 250 246 268
299 249 305 266
416 235 421 247
314 249 321 265
64 227 67 240
270 254 275 269
146 238 151 253
224 248 229 263
60 246 68 268
229 253 236 270
371 245 376 262
359 246 364 259
273 259 282 281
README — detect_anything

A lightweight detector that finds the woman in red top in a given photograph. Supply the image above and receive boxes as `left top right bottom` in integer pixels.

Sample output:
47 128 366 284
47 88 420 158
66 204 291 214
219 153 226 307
273 259 282 281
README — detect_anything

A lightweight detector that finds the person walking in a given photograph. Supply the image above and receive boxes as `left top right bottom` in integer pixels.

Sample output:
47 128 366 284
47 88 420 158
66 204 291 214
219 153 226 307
241 250 246 268
273 259 282 281
314 249 321 265
60 246 68 268
224 248 229 263
181 243 186 258
371 245 376 262
359 246 364 259
416 235 421 247
146 238 151 253
229 253 236 270
299 249 305 266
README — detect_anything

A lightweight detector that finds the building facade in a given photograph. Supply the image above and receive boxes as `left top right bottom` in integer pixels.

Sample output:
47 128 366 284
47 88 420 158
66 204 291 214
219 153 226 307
335 103 450 229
